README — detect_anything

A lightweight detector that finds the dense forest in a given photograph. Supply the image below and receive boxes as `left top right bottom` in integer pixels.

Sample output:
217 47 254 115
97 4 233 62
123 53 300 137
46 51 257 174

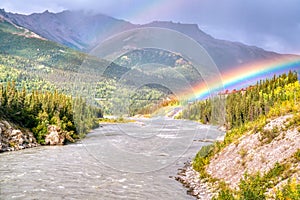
179 71 299 129
0 81 101 144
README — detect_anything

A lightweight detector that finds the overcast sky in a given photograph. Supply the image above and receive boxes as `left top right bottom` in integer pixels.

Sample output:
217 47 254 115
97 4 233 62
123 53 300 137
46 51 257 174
1 0 300 54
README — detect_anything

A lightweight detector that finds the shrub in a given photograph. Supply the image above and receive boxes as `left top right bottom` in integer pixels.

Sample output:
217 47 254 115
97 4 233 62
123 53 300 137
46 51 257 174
193 144 216 178
239 173 266 200
275 178 300 200
259 128 280 144
213 189 235 200
238 148 248 158
263 162 286 188
294 149 300 161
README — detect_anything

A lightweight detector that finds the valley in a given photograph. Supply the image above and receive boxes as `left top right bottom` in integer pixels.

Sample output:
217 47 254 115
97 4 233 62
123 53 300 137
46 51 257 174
0 8 300 200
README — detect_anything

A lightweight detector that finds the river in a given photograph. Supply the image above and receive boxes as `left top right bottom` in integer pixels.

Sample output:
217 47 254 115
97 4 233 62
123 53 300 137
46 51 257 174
0 117 224 199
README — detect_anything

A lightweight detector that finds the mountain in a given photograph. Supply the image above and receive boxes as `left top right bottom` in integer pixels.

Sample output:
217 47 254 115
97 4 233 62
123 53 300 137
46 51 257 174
0 16 184 116
0 13 104 92
141 21 284 71
0 9 135 51
1 9 297 72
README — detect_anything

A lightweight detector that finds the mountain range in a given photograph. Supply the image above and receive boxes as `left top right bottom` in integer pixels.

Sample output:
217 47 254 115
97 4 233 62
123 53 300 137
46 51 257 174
1 9 298 73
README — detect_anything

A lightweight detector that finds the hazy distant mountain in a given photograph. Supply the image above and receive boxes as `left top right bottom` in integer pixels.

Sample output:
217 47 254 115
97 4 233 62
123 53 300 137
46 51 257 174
0 9 298 71
1 9 135 50
140 21 284 71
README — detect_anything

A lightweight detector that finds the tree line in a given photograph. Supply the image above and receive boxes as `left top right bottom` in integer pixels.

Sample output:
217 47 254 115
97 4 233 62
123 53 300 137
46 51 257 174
0 81 102 144
179 71 298 129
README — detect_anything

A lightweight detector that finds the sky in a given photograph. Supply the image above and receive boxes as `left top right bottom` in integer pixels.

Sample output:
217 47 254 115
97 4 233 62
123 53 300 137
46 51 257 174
1 0 300 54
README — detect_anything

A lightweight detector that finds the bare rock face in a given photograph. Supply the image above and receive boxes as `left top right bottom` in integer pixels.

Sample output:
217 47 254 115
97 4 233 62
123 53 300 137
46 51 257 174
45 125 65 145
0 120 38 152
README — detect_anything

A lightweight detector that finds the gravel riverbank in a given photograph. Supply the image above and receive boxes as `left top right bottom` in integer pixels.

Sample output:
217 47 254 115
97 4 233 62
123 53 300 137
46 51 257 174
175 161 216 200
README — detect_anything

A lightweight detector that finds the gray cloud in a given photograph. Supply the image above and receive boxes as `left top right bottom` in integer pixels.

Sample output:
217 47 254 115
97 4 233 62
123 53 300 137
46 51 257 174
0 0 300 54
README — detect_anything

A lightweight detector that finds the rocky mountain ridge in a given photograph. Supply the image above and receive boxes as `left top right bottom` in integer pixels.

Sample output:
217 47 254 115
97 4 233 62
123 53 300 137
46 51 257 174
1 9 295 72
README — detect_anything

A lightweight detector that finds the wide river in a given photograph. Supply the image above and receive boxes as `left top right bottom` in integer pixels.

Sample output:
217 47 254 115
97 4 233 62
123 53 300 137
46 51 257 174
0 117 224 199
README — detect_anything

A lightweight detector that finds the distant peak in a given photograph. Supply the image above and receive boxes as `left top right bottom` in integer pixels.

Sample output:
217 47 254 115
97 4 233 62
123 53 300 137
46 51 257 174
42 10 52 14
0 8 10 19
0 8 7 15
145 20 200 30
142 21 212 39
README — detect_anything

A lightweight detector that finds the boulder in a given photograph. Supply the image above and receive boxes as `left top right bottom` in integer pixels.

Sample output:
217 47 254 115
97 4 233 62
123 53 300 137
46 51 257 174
45 125 65 145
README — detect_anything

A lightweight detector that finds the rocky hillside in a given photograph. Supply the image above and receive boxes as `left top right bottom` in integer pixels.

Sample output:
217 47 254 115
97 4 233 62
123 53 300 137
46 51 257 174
0 9 135 50
177 73 300 199
0 120 38 152
208 115 300 198
0 120 76 152
176 114 300 199
207 115 300 190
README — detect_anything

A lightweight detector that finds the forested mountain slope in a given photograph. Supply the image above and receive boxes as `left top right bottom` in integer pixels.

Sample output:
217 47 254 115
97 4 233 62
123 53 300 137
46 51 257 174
0 16 103 151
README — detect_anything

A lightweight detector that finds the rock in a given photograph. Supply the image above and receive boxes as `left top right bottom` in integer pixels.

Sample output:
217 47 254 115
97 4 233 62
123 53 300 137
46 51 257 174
0 120 38 153
11 129 21 137
175 161 215 199
45 125 65 145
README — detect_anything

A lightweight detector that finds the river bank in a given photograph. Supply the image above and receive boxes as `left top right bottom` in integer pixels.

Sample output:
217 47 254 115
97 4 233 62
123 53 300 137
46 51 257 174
0 116 137 153
0 120 38 152
175 161 216 199
0 120 74 153
174 124 225 199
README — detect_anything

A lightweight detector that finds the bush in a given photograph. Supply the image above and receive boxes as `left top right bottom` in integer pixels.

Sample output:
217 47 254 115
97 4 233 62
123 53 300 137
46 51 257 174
239 173 266 200
259 128 280 144
213 189 235 200
275 178 300 200
197 144 215 157
238 148 248 158
193 144 216 178
264 162 285 180
294 149 300 161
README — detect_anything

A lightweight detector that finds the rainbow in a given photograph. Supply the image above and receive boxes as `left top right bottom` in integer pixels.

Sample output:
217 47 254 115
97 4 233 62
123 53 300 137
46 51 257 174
188 55 300 100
